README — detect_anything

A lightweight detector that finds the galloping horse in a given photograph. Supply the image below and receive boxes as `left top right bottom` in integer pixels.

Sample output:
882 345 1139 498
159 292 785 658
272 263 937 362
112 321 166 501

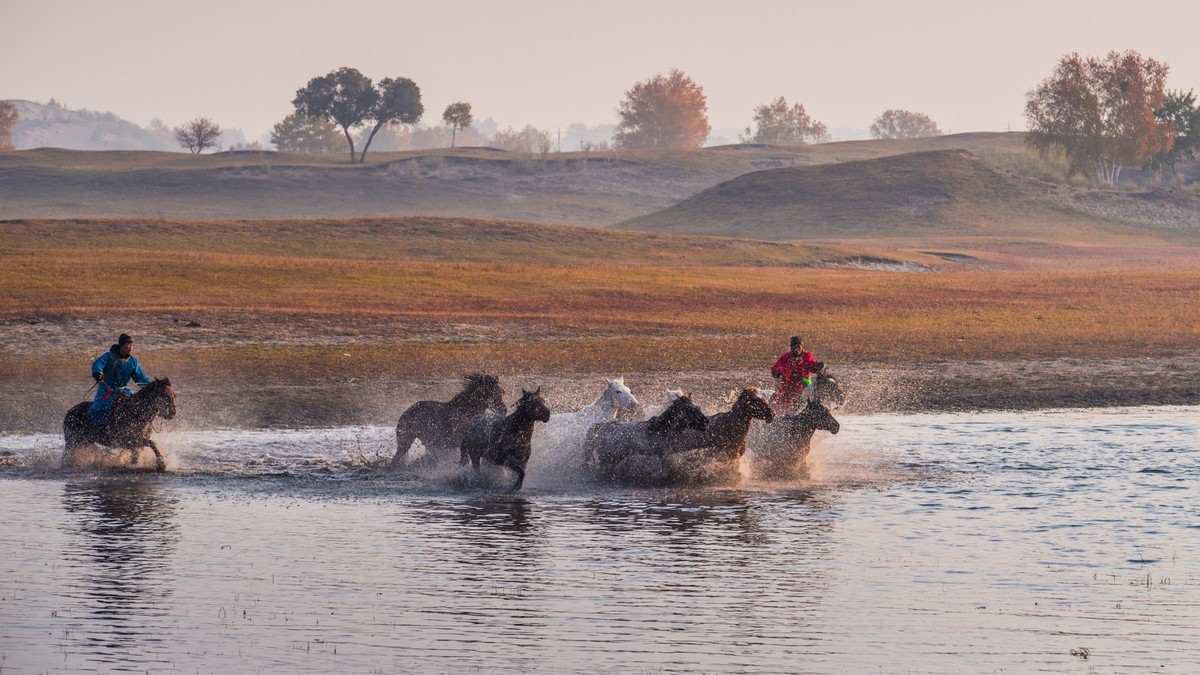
532 377 638 464
63 377 177 472
392 374 505 467
582 395 709 484
460 388 551 491
665 388 775 485
747 398 841 479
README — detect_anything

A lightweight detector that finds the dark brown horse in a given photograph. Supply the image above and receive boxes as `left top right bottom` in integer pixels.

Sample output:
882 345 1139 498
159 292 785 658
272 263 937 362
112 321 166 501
665 388 775 484
582 394 709 484
747 397 841 479
459 388 551 491
63 377 177 472
392 374 506 467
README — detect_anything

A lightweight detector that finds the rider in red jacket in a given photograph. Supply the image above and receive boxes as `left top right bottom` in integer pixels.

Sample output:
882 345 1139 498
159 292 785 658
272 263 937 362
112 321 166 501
769 335 823 414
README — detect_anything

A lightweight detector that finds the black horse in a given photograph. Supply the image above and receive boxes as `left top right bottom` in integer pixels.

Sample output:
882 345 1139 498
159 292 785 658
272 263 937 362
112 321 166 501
811 371 846 408
459 388 551 491
747 397 841 480
392 373 506 467
664 388 775 485
63 378 177 472
582 394 710 483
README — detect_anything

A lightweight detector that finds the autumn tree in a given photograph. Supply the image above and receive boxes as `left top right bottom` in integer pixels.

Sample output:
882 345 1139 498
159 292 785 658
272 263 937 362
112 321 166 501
870 109 942 139
174 116 222 153
614 68 710 149
1145 89 1200 175
0 101 17 151
742 97 827 145
270 111 347 153
442 102 473 147
1025 50 1174 185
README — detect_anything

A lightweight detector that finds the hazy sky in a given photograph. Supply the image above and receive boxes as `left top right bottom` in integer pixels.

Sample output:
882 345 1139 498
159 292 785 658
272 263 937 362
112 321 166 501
3 0 1199 141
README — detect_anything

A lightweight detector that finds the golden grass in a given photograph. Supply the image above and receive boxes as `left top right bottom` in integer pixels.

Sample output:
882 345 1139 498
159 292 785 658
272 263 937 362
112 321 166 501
3 217 1199 383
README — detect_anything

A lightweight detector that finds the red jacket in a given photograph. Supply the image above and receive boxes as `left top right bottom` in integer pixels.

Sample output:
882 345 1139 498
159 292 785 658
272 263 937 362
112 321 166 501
770 350 820 411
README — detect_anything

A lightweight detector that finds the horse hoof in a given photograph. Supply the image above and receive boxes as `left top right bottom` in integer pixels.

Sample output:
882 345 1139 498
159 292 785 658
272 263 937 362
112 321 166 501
155 460 167 473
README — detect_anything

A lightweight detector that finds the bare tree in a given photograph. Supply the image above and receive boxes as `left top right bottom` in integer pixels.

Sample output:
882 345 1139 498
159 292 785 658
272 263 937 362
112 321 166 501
615 69 710 149
442 102 473 147
0 101 18 151
870 109 942 139
174 117 222 153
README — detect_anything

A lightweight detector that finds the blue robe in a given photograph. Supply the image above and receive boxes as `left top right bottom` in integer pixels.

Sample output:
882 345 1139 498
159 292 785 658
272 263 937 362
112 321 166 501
89 347 151 426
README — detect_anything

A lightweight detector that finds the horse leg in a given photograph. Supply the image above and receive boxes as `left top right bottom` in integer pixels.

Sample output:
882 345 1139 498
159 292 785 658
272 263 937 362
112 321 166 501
146 439 166 473
392 430 418 467
509 465 525 492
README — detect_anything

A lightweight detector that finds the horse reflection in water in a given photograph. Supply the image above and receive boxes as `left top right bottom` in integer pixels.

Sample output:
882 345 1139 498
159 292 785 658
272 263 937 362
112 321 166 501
582 394 709 486
747 398 841 479
61 481 180 658
392 373 506 468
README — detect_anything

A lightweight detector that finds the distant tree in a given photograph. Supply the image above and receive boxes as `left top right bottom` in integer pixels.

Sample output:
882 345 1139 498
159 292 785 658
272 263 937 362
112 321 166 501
741 97 827 145
614 68 710 149
490 125 552 154
442 102 473 147
173 116 222 153
1145 89 1200 176
0 101 17 151
1025 51 1174 185
293 67 379 162
359 77 423 162
271 112 348 153
870 109 942 140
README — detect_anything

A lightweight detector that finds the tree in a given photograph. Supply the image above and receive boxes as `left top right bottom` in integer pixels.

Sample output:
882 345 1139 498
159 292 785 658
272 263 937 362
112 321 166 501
614 68 710 149
270 111 348 153
293 67 378 162
443 102 473 147
742 97 827 145
173 116 222 153
870 109 942 139
358 77 423 162
1145 89 1200 176
0 101 17 151
1025 50 1174 185
490 125 552 154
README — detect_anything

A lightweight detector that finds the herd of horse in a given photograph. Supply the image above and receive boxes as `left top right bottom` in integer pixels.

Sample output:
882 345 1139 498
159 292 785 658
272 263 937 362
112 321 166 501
59 372 844 490
391 373 843 490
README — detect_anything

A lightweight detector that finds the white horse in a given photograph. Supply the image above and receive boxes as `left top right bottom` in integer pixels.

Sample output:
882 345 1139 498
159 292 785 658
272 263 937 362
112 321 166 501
527 377 640 476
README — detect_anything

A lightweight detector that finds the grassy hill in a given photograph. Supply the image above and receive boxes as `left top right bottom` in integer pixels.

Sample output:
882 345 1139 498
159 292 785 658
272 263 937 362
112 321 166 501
617 149 1200 248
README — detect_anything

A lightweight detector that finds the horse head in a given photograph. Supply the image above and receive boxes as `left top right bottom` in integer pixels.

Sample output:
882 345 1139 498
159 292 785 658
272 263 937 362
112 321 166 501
604 377 639 411
801 398 840 434
517 387 551 423
135 377 177 420
652 395 708 435
812 371 846 408
462 373 506 414
735 387 774 423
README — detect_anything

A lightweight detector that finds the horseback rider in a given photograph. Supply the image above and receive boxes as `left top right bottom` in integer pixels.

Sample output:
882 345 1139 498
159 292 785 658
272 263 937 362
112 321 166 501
89 333 151 427
769 335 824 414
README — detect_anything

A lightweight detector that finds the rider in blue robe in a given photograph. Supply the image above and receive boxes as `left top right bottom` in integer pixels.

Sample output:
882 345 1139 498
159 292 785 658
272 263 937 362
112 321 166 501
89 333 151 427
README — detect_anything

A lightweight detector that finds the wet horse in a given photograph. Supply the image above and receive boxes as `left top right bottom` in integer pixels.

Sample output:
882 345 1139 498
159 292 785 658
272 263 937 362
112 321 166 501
531 377 638 467
582 395 709 484
392 374 505 467
63 377 177 472
460 388 551 491
665 387 775 485
747 398 841 479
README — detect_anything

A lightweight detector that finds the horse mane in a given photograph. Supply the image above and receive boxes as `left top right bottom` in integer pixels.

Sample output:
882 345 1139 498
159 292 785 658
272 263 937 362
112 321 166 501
647 395 690 435
132 377 171 400
450 373 499 405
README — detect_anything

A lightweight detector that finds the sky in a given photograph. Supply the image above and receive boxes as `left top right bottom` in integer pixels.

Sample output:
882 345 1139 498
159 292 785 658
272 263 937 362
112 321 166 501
3 0 1199 142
